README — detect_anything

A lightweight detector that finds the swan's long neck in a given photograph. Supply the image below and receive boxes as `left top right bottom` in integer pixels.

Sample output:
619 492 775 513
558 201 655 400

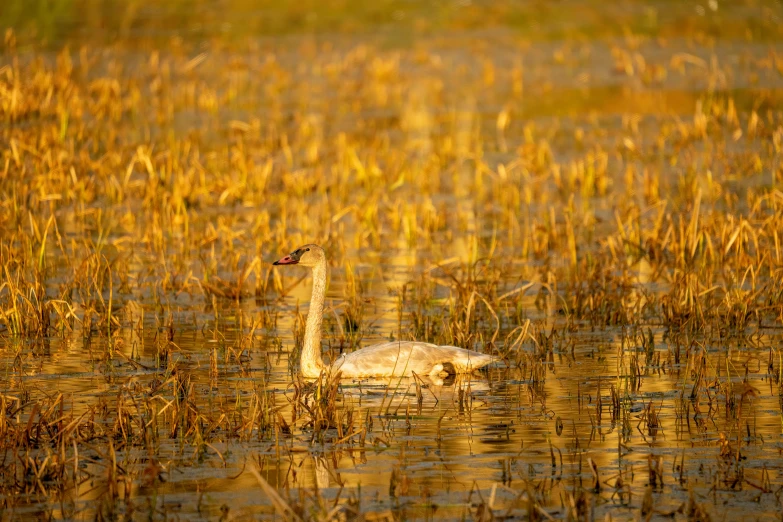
301 259 328 378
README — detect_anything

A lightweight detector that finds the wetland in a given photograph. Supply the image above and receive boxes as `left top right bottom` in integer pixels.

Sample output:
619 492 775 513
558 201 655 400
2 1 783 520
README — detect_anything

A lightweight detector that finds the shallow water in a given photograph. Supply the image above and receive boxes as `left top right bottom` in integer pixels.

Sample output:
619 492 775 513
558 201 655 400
5 276 783 519
3 1 783 520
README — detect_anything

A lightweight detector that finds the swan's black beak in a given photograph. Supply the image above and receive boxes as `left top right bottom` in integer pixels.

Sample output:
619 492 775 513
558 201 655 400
273 249 302 265
273 255 298 265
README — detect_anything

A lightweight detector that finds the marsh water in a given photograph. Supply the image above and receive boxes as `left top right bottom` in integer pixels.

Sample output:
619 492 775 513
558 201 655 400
3 1 783 520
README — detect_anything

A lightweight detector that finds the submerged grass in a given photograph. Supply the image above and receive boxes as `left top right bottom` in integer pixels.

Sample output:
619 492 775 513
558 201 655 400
2 1 783 519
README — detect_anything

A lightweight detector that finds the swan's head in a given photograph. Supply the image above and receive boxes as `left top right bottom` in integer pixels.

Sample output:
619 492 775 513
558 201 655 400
273 244 325 268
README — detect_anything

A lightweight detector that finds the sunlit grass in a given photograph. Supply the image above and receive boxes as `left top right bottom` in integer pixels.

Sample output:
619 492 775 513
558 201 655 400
1 1 783 518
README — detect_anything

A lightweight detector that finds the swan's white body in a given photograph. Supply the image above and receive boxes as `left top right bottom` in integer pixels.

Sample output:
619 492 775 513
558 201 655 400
274 244 495 379
331 341 493 378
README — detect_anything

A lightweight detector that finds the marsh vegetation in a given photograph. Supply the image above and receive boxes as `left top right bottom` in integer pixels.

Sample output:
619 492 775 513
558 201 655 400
2 1 783 519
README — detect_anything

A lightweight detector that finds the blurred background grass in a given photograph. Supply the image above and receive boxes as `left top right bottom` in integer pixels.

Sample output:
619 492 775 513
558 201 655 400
4 0 782 49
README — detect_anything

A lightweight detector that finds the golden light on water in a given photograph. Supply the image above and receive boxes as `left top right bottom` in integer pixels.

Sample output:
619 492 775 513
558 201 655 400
2 1 783 519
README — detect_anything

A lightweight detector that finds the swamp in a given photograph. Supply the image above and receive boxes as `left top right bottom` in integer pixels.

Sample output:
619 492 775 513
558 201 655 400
2 0 783 520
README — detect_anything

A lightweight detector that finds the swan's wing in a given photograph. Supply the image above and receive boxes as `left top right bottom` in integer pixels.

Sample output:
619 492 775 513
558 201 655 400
333 341 495 378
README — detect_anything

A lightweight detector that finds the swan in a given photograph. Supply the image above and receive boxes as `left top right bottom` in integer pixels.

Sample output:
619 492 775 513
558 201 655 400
273 244 496 379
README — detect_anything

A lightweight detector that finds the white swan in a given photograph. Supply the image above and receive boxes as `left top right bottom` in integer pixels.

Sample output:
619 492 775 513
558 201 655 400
273 244 496 379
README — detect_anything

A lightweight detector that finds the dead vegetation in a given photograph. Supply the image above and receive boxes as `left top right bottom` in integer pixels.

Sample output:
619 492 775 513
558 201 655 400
3 1 783 519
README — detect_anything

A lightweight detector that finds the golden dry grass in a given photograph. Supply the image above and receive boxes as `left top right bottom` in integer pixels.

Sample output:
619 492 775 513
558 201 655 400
2 3 783 518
